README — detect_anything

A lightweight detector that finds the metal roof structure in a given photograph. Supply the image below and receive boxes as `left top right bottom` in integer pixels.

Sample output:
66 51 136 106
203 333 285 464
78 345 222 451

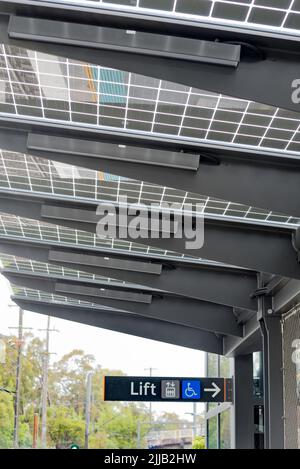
0 0 299 363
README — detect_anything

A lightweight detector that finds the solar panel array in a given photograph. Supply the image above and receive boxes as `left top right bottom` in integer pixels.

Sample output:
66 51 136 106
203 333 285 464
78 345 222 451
10 284 101 307
38 0 300 33
0 2 299 309
1 149 299 226
0 252 133 284
1 45 300 154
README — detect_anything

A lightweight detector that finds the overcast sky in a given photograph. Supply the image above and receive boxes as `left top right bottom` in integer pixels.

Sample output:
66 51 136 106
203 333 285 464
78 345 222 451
0 274 206 418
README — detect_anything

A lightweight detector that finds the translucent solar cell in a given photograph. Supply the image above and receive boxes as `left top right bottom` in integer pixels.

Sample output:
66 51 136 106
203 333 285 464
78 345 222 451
35 1 300 33
1 45 300 155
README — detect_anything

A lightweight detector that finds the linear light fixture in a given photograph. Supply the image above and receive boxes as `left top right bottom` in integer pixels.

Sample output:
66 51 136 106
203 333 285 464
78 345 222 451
48 249 162 275
55 281 152 304
41 204 179 235
27 133 200 171
9 15 241 68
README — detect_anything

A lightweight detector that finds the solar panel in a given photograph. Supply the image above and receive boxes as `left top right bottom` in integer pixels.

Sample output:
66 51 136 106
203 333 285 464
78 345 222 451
0 17 299 279
10 284 102 307
0 149 299 226
0 212 204 261
35 0 300 34
0 252 140 285
1 45 300 154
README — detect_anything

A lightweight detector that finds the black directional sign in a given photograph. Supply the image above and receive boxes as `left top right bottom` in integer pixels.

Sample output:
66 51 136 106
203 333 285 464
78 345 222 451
104 376 233 403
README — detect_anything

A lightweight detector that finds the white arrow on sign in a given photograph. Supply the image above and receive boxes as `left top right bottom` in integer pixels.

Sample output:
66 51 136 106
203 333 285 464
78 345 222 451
204 382 221 398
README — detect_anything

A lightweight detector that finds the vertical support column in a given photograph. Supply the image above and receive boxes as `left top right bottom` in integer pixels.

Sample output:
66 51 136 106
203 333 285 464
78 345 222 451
259 295 284 449
260 315 269 449
233 354 254 448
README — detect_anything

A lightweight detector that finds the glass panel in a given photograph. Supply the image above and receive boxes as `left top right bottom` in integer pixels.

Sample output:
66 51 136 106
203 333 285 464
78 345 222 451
207 353 219 411
220 356 231 378
207 353 218 377
220 409 231 449
34 1 300 34
2 44 300 172
253 351 263 398
207 415 218 449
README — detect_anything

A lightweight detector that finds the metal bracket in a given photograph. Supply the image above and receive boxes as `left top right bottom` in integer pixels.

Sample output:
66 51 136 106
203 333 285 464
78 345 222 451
250 287 269 299
221 40 266 62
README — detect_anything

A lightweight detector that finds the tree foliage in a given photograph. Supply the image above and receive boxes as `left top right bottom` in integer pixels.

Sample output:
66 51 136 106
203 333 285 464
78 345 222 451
0 334 160 448
192 436 206 449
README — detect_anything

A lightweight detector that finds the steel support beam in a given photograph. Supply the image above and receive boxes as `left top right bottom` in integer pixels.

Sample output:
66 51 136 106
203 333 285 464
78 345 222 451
10 296 224 354
258 296 284 449
233 354 254 449
2 269 243 337
223 314 261 357
1 118 300 217
0 236 258 310
273 279 300 314
0 190 298 279
1 5 300 112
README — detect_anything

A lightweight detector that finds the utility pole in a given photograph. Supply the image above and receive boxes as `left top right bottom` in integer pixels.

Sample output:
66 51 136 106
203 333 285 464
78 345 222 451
9 307 32 449
32 413 39 449
144 367 157 425
39 316 58 449
192 402 197 440
85 371 93 449
137 420 141 449
185 403 198 441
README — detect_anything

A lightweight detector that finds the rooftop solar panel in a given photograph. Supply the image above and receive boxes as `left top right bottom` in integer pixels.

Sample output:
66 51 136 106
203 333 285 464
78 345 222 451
1 45 300 154
10 284 101 307
0 150 299 226
34 1 300 34
0 252 139 285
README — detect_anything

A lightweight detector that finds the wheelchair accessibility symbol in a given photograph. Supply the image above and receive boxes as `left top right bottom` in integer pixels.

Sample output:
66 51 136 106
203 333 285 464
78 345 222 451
182 380 201 400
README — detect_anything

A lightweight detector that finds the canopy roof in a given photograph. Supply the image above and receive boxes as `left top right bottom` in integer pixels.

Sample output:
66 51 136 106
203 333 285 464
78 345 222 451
0 0 299 356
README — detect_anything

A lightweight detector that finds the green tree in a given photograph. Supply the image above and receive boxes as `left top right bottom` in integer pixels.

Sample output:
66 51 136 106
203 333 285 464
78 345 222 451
0 335 202 449
47 406 85 449
0 392 14 448
0 333 44 448
49 350 95 414
192 436 206 449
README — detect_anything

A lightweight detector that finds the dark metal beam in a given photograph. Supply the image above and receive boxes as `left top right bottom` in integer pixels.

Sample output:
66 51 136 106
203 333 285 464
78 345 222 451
1 109 300 218
259 303 285 449
0 190 298 279
2 269 243 337
273 279 300 314
0 235 258 310
257 280 285 449
1 5 300 112
234 354 254 449
223 314 261 357
11 296 224 354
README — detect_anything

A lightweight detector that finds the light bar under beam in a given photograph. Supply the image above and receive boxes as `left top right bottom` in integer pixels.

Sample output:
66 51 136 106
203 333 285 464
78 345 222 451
55 281 152 304
28 133 200 171
8 16 241 68
41 205 179 236
49 249 162 275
